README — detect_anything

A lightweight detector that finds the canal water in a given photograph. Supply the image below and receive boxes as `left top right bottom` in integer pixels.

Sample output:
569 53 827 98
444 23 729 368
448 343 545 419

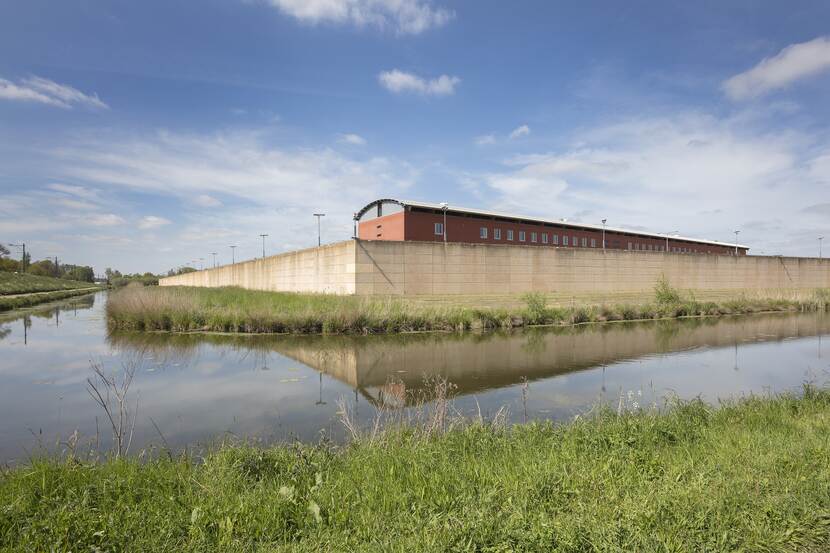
0 292 828 463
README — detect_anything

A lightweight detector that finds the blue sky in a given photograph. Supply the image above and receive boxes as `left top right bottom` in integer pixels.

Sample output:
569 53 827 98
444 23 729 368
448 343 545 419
1 0 830 273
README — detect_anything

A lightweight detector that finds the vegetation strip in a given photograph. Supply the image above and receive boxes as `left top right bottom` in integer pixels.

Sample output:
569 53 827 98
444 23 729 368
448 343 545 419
0 288 101 312
105 280 830 335
0 272 100 296
2 388 830 551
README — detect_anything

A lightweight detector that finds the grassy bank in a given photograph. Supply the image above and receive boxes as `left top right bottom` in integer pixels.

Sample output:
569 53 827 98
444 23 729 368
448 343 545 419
0 287 100 312
3 388 830 551
0 271 99 295
105 281 830 334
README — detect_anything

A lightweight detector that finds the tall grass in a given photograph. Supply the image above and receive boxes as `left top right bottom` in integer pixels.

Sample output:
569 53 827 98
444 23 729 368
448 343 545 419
106 284 830 335
3 387 830 551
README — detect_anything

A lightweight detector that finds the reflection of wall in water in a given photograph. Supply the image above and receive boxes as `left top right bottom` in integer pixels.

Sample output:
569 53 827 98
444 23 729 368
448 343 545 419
274 313 830 401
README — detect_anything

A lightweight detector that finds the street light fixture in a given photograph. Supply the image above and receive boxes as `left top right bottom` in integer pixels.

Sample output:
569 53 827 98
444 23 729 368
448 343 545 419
601 219 607 250
210 252 217 268
439 202 448 243
259 234 268 258
820 236 824 259
229 245 237 264
734 230 740 255
313 213 326 247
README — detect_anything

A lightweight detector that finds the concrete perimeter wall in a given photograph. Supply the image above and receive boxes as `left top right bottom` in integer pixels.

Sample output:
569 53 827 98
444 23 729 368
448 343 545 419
160 239 830 297
159 240 357 294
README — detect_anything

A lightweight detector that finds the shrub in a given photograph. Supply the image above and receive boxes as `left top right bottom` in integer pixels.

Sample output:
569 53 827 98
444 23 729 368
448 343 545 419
654 275 681 305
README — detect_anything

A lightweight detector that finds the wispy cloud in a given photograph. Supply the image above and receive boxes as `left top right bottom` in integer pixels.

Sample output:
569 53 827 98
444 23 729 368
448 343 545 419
378 69 460 96
338 133 367 145
723 36 830 100
138 215 172 230
509 124 530 139
0 76 108 109
474 134 496 146
481 112 829 254
264 0 453 35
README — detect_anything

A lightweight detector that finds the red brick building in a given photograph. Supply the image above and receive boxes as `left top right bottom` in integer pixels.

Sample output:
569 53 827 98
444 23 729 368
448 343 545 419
355 199 748 255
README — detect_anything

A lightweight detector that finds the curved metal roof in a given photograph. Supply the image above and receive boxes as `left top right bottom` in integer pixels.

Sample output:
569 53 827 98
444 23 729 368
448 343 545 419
354 198 749 250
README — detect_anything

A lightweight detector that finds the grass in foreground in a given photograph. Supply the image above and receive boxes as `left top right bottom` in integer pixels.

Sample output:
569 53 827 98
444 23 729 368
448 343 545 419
0 271 98 296
105 280 830 334
2 388 830 551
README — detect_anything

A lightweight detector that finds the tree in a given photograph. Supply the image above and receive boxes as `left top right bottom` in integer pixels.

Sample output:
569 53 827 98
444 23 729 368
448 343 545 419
0 243 9 258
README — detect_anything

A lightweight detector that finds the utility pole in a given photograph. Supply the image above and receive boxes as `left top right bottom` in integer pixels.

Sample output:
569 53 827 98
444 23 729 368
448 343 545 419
54 256 59 277
601 219 607 250
259 234 268 258
199 257 205 270
229 245 236 264
211 252 217 268
820 236 824 259
734 230 740 255
10 243 25 270
440 202 448 243
313 213 326 247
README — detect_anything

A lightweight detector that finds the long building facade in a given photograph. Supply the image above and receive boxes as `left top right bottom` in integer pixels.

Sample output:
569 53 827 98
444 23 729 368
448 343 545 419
356 199 748 255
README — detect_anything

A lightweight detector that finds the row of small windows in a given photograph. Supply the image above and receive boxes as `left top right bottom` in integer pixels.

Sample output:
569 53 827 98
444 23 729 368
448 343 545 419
436 223 713 253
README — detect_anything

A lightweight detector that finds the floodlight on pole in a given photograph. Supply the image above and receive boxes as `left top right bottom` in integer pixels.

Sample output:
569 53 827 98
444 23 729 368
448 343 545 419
259 234 268 258
665 230 678 253
313 213 326 247
734 230 740 255
210 252 217 268
440 202 448 243
820 236 824 259
601 219 607 250
229 245 237 264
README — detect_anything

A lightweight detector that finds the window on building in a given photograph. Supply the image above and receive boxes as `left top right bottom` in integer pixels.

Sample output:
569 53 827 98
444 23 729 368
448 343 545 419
581 237 587 247
591 238 596 248
531 232 537 243
553 234 559 245
434 223 444 236
507 229 514 241
480 227 488 239
573 236 578 246
519 231 526 242
494 228 501 240
563 235 569 246
628 242 633 250
542 233 548 244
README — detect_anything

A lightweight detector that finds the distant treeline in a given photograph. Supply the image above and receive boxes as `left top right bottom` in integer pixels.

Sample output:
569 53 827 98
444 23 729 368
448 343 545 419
0 244 95 282
106 266 196 288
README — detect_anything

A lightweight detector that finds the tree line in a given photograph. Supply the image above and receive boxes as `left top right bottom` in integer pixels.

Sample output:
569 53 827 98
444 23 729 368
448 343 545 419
0 243 95 282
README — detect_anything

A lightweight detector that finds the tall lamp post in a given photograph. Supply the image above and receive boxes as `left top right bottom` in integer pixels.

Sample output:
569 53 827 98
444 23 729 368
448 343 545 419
440 202 448 243
210 252 217 268
9 243 26 270
733 230 740 255
601 219 607 250
665 230 678 253
313 213 326 247
820 236 824 259
259 234 268 258
229 245 236 264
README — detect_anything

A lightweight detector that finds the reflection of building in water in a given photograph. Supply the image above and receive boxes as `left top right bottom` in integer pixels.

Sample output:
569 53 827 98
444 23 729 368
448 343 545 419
270 313 830 406
108 312 830 408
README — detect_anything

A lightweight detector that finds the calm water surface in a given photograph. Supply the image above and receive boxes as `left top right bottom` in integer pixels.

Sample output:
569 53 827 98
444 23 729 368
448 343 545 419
0 292 828 463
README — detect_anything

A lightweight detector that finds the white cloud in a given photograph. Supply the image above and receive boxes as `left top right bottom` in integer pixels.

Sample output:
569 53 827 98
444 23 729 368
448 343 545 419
265 0 453 35
194 194 222 207
338 133 367 145
0 76 108 109
138 215 172 230
87 213 126 226
378 69 460 96
474 134 496 146
723 36 830 100
509 124 530 140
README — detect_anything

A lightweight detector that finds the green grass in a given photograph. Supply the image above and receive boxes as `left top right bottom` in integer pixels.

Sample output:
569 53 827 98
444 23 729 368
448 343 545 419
0 271 99 295
106 284 830 335
3 388 830 551
0 288 100 312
